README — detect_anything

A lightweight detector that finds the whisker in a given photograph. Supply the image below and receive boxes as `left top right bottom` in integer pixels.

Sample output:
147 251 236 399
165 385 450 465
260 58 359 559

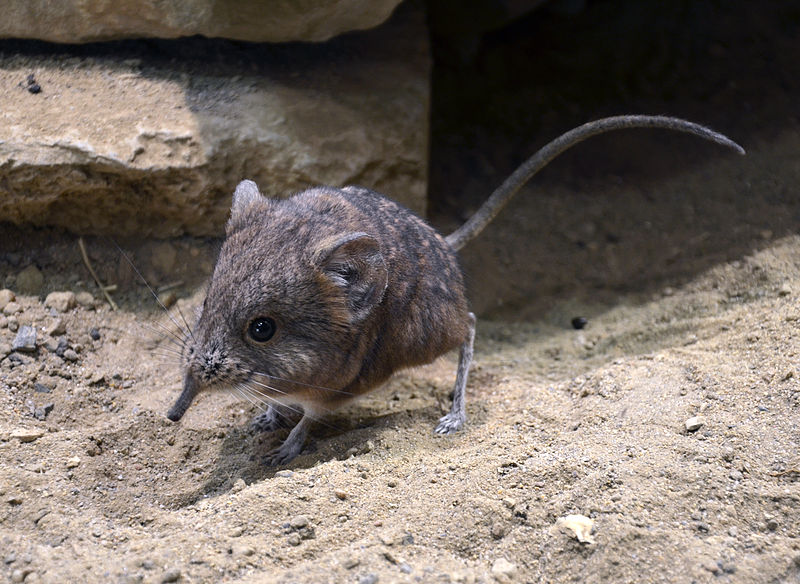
248 371 352 395
112 238 195 341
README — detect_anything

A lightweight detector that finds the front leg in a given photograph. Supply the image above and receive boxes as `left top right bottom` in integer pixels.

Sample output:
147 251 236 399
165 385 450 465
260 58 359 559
435 312 476 434
264 414 314 466
250 403 300 433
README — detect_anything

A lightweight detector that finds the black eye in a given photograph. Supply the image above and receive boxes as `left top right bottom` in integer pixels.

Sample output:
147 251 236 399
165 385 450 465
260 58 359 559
247 317 276 343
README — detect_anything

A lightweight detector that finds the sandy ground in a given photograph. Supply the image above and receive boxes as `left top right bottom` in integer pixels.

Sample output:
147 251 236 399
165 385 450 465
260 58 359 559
1 222 800 584
2 1 800 583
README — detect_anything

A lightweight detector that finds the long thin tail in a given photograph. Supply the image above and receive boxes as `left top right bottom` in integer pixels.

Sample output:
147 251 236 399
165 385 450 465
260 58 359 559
444 115 745 251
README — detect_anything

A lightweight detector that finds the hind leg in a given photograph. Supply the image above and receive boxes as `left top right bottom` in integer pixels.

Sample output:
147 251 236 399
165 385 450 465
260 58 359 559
435 312 476 434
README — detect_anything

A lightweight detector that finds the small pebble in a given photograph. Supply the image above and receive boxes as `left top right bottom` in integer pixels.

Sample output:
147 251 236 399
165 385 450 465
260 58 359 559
44 291 76 313
4 301 22 316
231 478 247 493
685 416 705 432
334 489 348 500
11 428 45 443
491 558 517 578
571 316 588 330
62 349 79 362
275 470 294 478
0 289 14 310
34 402 54 421
729 470 743 481
11 569 25 583
89 328 101 341
289 515 309 529
359 574 378 584
45 318 66 336
12 325 36 352
160 569 181 583
287 533 301 546
66 456 81 469
75 292 95 307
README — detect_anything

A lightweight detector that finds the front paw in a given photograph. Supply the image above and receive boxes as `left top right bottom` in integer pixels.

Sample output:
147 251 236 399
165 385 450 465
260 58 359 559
250 407 288 433
263 439 304 466
434 412 465 435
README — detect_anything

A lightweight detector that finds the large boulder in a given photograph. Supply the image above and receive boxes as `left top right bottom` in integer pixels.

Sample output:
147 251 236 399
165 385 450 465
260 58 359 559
0 5 429 237
0 0 403 44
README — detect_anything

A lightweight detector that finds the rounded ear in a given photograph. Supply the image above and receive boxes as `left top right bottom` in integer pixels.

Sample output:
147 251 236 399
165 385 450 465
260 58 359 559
314 232 388 323
227 180 265 233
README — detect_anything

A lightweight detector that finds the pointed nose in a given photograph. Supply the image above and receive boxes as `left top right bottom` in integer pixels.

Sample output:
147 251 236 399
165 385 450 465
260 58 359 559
167 371 200 421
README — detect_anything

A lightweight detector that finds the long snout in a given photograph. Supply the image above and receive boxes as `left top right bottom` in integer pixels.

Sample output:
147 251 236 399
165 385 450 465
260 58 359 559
167 372 199 421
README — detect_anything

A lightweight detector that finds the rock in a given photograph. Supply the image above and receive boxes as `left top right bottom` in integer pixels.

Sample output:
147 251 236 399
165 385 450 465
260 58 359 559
160 569 181 583
0 0 403 43
3 301 22 316
289 515 309 529
75 292 96 307
0 289 14 310
0 4 429 237
62 349 79 362
11 428 45 442
44 291 76 313
685 416 705 432
11 325 36 352
491 558 517 579
45 318 67 337
15 265 43 294
555 514 596 544
0 342 12 359
66 456 81 469
33 403 54 421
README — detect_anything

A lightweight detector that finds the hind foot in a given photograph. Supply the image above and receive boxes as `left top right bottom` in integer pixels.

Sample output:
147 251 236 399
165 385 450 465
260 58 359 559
434 412 465 434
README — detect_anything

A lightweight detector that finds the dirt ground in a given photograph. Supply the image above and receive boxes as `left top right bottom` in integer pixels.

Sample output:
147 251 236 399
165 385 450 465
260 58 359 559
2 1 800 583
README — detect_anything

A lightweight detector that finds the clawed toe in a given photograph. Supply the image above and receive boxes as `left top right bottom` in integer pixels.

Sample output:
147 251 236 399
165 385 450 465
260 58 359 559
435 413 464 435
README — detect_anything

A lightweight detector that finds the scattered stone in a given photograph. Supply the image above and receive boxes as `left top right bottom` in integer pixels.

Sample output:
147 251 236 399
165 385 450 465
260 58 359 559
491 521 508 540
685 416 705 432
0 289 14 310
231 478 247 493
275 470 294 478
235 545 255 557
62 349 79 362
12 325 36 352
289 515 309 529
556 514 596 544
387 479 398 488
766 517 779 531
359 575 379 584
89 327 101 341
16 265 44 295
34 402 54 421
334 489 348 500
287 533 301 546
3 301 22 316
75 292 96 307
160 569 181 583
45 318 67 336
66 456 81 469
571 316 588 330
54 337 69 357
491 558 517 579
45 291 76 313
11 569 26 583
729 470 743 481
11 427 45 443
0 342 11 359
7 495 24 505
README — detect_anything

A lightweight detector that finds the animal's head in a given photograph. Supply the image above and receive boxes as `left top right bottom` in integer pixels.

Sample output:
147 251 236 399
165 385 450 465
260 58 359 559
167 180 388 421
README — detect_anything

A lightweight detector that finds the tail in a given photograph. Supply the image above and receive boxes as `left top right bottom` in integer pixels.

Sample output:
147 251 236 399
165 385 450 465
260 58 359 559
444 115 745 251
